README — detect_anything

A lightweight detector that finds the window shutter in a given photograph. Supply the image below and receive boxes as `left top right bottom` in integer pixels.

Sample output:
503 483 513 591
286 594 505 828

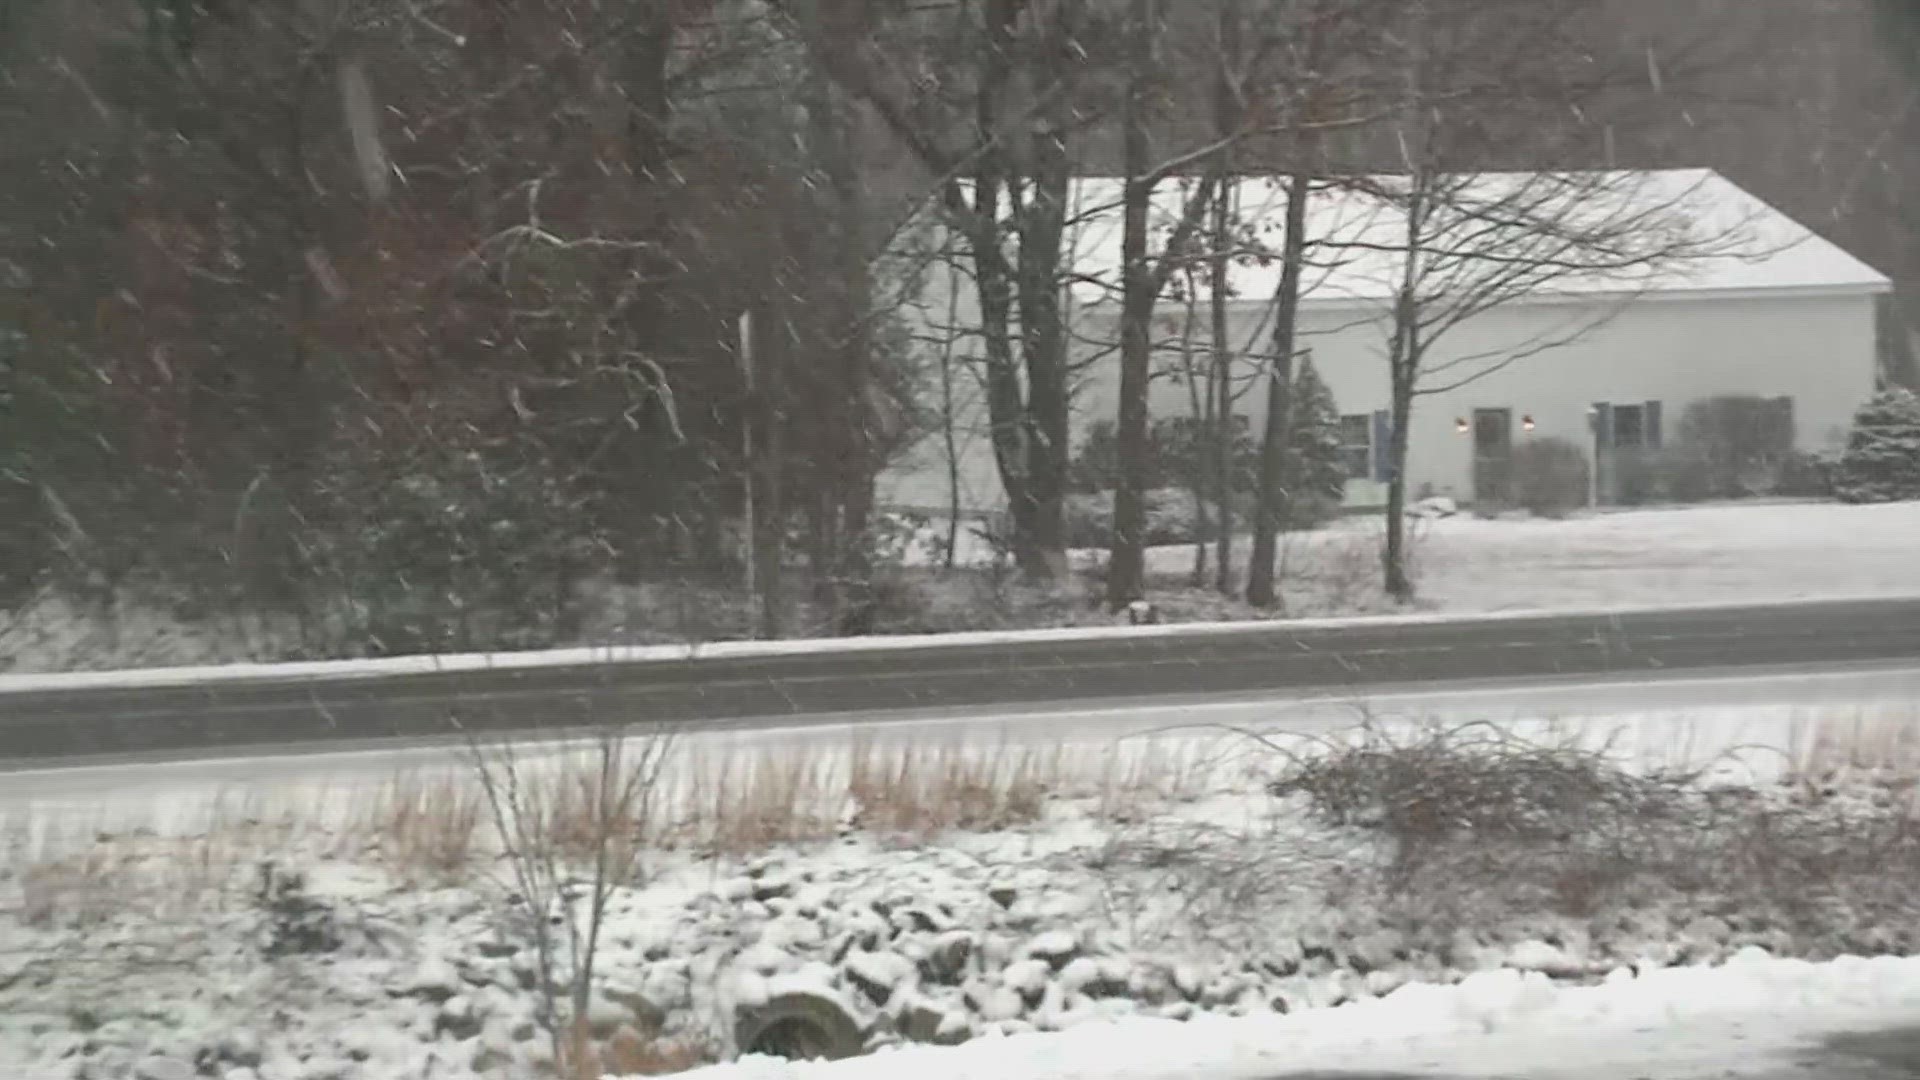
1371 410 1392 482
1773 396 1795 448
1644 400 1663 450
1591 402 1614 450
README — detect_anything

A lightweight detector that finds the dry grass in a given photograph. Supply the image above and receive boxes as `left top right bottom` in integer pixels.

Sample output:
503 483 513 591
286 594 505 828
1788 711 1920 784
6 712 1906 934
8 819 293 929
672 746 844 854
533 748 660 866
338 733 1217 868
554 1016 718 1079
846 741 1057 838
0 731 1131 910
666 738 1088 853
358 772 485 882
17 849 124 928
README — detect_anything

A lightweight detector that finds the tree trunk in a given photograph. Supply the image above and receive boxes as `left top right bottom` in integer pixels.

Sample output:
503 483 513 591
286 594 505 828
801 61 876 628
964 174 1048 575
1107 230 1156 607
1382 369 1416 602
1016 97 1073 580
757 375 787 639
978 0 1061 580
1210 0 1242 597
1209 179 1236 595
776 0 1073 581
973 247 1048 575
1104 0 1157 610
1383 1 1426 605
1245 171 1313 609
1382 275 1419 603
1180 286 1212 587
939 264 964 569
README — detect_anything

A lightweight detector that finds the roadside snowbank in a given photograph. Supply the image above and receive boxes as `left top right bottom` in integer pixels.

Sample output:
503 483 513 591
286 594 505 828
680 949 1920 1080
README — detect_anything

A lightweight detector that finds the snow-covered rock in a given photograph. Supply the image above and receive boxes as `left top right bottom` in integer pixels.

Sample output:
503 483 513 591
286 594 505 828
844 950 916 1005
1452 968 1559 1033
920 930 974 985
1170 962 1207 1002
962 981 1025 1023
999 959 1053 1004
132 1057 194 1080
1024 930 1080 969
437 994 482 1040
1506 939 1579 977
403 958 463 1003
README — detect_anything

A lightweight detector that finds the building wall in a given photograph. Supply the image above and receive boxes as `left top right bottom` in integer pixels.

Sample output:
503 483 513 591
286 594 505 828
877 286 1881 515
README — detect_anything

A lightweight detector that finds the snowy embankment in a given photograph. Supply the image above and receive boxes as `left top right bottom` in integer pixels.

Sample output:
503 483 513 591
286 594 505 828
690 950 1920 1080
3 714 1918 1080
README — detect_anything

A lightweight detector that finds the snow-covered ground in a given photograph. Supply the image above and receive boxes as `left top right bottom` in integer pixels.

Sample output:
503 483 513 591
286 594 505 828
3 711 1916 1080
688 950 1920 1080
1139 500 1920 615
7 499 1920 676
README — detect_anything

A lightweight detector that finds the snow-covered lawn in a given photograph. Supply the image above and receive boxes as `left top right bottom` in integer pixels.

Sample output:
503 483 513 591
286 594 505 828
1139 500 1920 615
3 711 1917 1080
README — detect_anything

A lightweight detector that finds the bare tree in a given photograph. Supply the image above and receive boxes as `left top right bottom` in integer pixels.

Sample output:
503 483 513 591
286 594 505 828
1105 0 1379 609
1243 168 1315 608
1107 0 1219 609
1355 0 1744 601
1165 264 1215 585
769 0 1101 580
1206 175 1240 593
467 724 672 1074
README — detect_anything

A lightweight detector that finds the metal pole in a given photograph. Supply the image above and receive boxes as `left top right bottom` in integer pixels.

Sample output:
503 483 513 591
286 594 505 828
740 310 757 635
1587 406 1600 509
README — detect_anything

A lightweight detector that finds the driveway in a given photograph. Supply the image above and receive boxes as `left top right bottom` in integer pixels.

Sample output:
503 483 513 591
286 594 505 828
1251 1025 1920 1080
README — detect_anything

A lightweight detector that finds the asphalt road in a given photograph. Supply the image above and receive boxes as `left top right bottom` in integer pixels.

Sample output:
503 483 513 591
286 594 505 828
2 596 1919 764
1248 1024 1920 1079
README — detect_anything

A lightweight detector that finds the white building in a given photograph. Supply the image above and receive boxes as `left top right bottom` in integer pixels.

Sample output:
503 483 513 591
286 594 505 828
879 169 1890 518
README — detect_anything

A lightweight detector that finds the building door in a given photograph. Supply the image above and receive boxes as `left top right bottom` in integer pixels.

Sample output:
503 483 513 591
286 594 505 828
1472 407 1514 506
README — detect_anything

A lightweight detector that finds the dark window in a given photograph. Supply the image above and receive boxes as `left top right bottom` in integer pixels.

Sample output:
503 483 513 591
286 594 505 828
1613 403 1646 449
1473 408 1511 453
1338 414 1372 480
1601 401 1663 449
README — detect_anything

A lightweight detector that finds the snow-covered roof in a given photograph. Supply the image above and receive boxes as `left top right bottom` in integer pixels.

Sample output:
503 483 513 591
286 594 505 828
1059 168 1890 311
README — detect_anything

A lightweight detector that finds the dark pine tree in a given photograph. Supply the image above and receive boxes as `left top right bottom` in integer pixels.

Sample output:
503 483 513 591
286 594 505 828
1834 388 1920 503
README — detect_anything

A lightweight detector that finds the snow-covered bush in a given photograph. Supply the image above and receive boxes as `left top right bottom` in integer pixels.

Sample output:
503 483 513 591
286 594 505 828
255 864 343 957
1068 359 1347 539
1677 395 1796 497
1511 437 1590 518
1263 718 1920 933
1267 721 1697 845
1773 450 1835 499
1281 357 1352 530
1063 488 1198 549
1833 388 1920 503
